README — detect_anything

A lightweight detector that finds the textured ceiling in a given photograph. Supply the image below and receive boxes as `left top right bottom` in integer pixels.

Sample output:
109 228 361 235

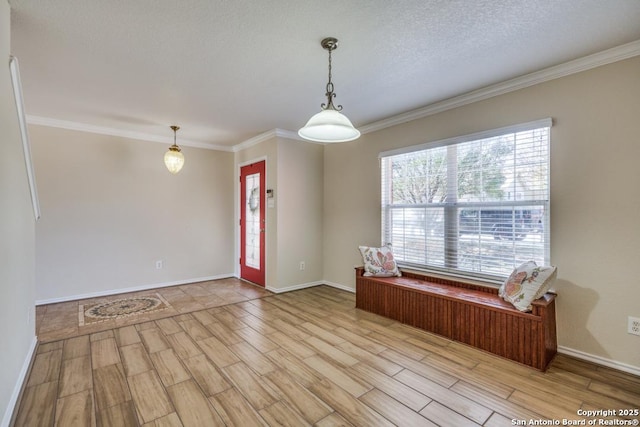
8 0 640 149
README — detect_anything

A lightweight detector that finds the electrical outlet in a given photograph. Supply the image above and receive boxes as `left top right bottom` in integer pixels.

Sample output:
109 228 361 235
155 260 164 269
299 261 305 271
629 316 640 336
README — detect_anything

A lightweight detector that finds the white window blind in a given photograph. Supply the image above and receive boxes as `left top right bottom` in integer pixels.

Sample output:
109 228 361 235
381 119 551 280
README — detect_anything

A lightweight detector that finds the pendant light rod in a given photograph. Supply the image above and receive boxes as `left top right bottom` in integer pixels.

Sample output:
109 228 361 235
321 37 342 112
170 125 180 148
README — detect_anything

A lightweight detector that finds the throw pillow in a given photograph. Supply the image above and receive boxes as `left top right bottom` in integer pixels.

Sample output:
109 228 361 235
499 261 557 312
358 244 401 277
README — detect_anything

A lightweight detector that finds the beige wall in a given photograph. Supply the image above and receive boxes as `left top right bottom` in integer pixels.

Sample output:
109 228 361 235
324 56 640 370
235 136 324 291
0 0 37 423
31 125 235 302
276 137 324 289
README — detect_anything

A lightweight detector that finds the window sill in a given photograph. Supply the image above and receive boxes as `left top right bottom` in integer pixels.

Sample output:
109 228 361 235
396 264 504 289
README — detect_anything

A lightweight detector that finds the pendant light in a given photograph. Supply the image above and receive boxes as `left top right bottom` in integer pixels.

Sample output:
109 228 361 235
298 37 360 143
164 125 185 174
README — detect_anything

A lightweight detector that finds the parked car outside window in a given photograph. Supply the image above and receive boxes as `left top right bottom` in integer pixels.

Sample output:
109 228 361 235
458 209 540 240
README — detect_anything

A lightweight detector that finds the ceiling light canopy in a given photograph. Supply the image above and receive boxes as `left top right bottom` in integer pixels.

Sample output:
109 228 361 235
164 125 185 174
298 37 360 144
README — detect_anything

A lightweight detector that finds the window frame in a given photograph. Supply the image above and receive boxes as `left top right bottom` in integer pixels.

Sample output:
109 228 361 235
380 118 552 282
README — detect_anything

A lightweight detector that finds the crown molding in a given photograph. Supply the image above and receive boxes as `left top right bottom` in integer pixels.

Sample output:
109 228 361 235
231 128 305 152
25 115 234 151
25 112 303 153
231 129 278 152
275 128 305 142
273 128 335 145
25 40 640 149
359 39 640 135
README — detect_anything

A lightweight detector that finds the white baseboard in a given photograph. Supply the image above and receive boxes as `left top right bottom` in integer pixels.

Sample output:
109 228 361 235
35 274 235 305
266 281 326 294
558 346 640 377
321 280 355 293
1 336 37 427
265 279 355 294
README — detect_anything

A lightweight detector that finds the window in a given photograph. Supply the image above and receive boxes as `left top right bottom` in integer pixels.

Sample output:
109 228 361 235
381 119 551 280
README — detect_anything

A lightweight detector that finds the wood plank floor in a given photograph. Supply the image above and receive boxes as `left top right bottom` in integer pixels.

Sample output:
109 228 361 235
16 281 640 426
35 278 272 343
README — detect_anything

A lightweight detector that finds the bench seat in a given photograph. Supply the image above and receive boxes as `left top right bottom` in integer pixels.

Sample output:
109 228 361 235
355 267 557 370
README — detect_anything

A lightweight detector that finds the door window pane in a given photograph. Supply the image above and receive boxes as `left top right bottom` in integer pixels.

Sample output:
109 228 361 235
245 172 260 269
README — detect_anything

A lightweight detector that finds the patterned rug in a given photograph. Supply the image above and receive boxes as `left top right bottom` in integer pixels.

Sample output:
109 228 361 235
79 293 172 326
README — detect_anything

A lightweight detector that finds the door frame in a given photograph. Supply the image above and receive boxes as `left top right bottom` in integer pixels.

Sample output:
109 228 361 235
237 157 267 287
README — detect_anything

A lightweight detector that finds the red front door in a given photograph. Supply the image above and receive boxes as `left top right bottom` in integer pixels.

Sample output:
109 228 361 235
240 161 266 286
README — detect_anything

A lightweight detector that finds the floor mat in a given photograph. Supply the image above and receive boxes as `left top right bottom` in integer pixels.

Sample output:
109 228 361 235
79 293 172 326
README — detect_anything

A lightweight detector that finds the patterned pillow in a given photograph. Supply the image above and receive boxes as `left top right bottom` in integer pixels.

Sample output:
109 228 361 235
358 244 401 277
499 261 557 312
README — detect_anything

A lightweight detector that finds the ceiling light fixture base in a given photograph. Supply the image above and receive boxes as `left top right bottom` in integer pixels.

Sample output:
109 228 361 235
321 37 338 51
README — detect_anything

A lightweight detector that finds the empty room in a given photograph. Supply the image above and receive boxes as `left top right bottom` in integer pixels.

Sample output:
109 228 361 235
2 1 639 426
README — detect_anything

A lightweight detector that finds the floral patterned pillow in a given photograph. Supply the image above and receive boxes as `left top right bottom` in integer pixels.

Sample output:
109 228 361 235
499 261 557 312
359 244 401 277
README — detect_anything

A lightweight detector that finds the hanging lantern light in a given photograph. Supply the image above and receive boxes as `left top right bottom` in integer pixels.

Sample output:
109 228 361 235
164 125 185 174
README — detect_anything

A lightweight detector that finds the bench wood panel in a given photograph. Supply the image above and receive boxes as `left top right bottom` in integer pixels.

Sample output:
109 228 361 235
355 267 557 370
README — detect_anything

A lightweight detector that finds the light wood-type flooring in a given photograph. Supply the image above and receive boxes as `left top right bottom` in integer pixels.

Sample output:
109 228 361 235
16 280 640 426
35 278 272 343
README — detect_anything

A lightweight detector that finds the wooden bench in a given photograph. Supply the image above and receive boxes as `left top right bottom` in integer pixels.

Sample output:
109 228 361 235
355 267 557 370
